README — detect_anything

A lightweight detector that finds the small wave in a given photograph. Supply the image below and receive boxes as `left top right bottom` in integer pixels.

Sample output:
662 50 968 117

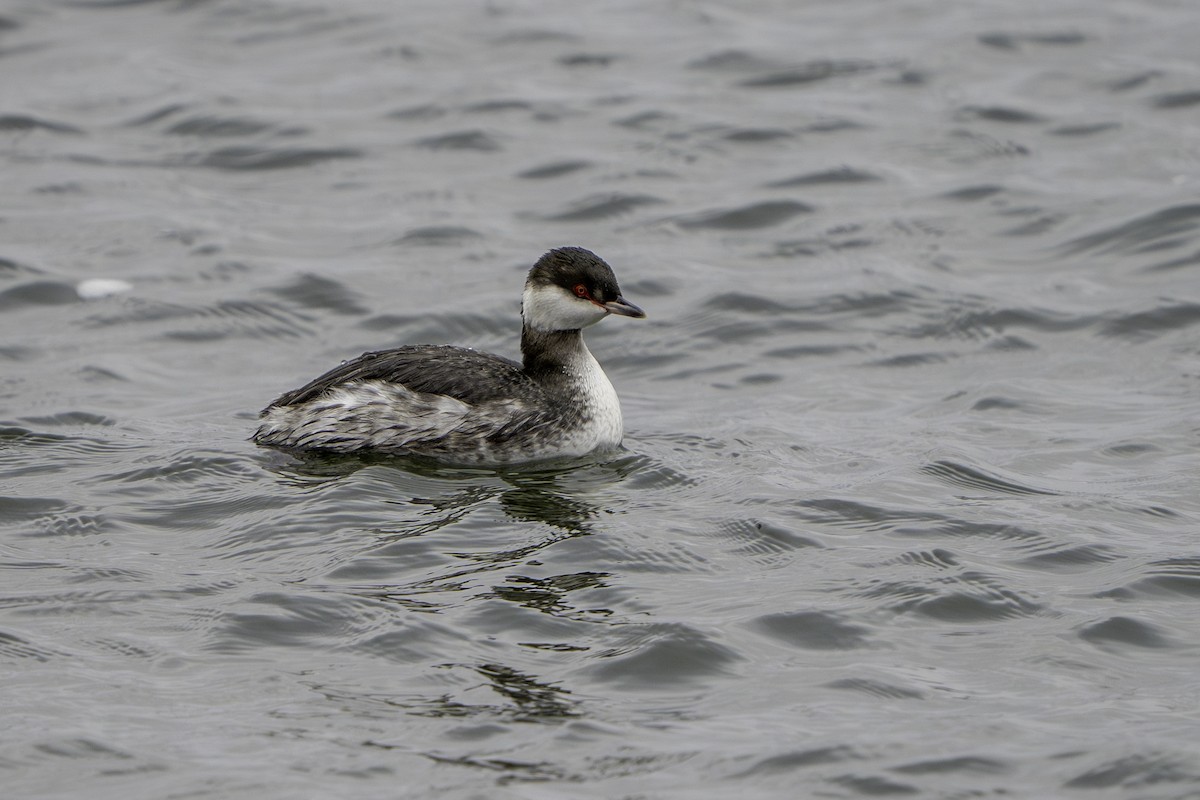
957 105 1048 124
676 200 813 230
978 31 1086 49
1077 615 1174 649
412 129 501 152
393 226 483 246
1099 302 1200 340
738 59 879 88
750 610 872 650
766 166 882 188
165 115 278 137
195 145 362 170
542 193 663 222
1060 203 1200 256
267 273 367 316
921 459 1059 496
1065 752 1200 790
517 159 593 179
586 622 742 687
1150 90 1200 110
0 280 81 311
0 113 82 134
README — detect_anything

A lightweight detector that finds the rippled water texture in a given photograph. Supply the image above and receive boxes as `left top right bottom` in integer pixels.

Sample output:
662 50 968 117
4 1 1200 798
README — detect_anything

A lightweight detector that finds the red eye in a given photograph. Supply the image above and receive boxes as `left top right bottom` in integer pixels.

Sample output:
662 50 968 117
573 284 589 298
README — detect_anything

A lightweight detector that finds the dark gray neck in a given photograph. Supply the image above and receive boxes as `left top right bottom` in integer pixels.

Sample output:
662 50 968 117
521 326 586 383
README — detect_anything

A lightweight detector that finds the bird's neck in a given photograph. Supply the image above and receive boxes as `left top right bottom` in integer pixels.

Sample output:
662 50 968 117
521 326 589 383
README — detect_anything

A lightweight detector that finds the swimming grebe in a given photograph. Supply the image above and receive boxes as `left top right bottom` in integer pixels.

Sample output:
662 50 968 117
252 246 645 464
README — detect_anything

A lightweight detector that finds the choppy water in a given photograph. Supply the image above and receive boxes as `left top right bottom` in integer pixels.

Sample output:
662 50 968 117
4 1 1200 798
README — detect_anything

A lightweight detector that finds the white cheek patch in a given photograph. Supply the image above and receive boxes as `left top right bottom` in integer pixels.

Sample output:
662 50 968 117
522 284 608 331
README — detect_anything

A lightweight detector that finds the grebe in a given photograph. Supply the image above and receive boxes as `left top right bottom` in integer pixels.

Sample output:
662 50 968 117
253 246 645 464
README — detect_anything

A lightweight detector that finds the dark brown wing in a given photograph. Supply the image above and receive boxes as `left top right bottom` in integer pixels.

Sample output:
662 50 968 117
265 345 538 409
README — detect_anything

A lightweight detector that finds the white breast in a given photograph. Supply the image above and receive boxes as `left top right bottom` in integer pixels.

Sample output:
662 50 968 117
569 343 624 449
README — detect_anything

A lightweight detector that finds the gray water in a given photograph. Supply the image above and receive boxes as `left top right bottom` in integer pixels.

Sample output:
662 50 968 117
4 1 1200 797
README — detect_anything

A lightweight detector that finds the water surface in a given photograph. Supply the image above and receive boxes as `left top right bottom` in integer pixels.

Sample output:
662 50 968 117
3 1 1200 798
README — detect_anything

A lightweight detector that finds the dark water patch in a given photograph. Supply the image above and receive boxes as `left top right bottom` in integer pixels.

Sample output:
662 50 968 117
941 184 1005 201
611 109 675 131
195 145 362 170
804 118 867 134
825 677 924 700
978 31 1086 49
165 115 277 137
721 127 793 143
958 105 1048 124
1000 212 1067 237
985 334 1037 350
394 225 483 245
1151 90 1200 109
484 571 611 619
1060 203 1200 256
1102 441 1161 457
766 166 881 188
542 192 663 222
676 200 813 230
971 396 1024 411
1077 616 1172 649
559 52 617 67
517 159 592 179
921 459 1058 496
766 343 867 359
1064 753 1199 789
1100 302 1200 340
0 280 81 310
731 746 860 778
687 49 778 72
386 103 446 121
412 129 501 152
588 623 741 688
892 755 1009 775
453 662 579 721
700 291 792 314
866 351 952 367
739 59 878 88
267 272 366 315
463 99 533 114
751 610 872 650
830 773 919 795
1049 122 1120 137
0 114 83 134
